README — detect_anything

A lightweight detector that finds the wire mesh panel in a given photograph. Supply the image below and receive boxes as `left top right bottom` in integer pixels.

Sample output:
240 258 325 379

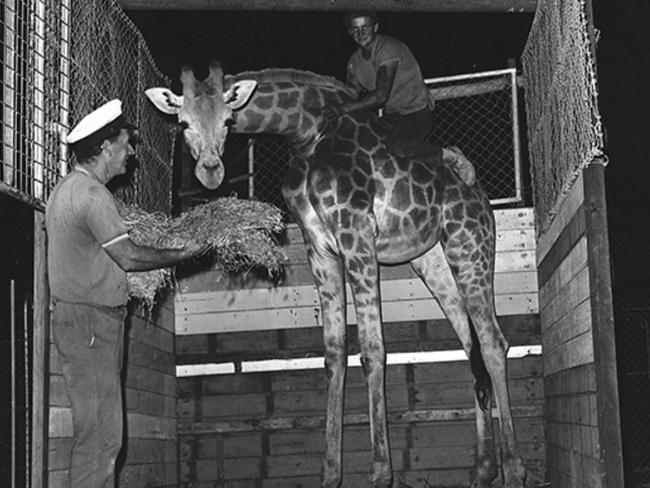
246 68 523 216
0 0 173 213
1 0 70 208
616 290 650 487
426 68 522 205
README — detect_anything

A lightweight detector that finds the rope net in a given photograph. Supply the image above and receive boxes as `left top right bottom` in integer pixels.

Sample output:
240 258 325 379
522 0 604 234
70 0 173 213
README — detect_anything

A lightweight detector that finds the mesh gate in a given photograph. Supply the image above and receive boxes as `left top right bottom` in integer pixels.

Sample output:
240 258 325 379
247 68 523 216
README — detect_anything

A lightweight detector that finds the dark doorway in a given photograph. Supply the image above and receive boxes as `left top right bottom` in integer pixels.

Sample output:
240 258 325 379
0 192 34 487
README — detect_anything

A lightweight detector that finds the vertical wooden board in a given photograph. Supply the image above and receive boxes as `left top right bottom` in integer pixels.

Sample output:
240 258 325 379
48 438 72 471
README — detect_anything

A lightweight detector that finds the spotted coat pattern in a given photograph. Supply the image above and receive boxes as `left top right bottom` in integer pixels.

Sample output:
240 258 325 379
158 66 527 488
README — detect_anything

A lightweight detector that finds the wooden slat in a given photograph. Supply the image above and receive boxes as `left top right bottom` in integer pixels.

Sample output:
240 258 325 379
543 329 593 377
176 291 538 335
119 0 538 13
178 404 542 435
179 271 537 315
538 236 588 311
537 172 584 262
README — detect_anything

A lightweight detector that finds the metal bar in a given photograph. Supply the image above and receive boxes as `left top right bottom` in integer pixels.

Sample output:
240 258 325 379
3 0 17 186
32 0 47 200
32 211 48 488
489 196 524 206
118 0 538 12
58 0 72 179
24 298 31 488
0 181 46 211
424 67 517 85
248 138 255 198
11 279 16 488
510 69 523 203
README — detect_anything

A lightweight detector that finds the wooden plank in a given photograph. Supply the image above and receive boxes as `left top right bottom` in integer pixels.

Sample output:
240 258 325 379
543 329 593 376
33 210 48 488
539 265 590 334
178 272 538 315
118 0 538 13
281 227 535 264
176 209 536 294
537 172 584 262
582 162 624 486
542 298 591 353
538 236 588 310
175 291 538 334
177 405 543 435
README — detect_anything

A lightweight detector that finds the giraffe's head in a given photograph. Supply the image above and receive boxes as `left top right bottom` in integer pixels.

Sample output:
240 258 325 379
145 63 257 189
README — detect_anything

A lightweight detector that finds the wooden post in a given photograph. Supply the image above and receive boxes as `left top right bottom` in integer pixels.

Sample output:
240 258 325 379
32 210 49 488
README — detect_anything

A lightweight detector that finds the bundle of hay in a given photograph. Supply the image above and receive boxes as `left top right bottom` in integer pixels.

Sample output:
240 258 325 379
118 197 287 308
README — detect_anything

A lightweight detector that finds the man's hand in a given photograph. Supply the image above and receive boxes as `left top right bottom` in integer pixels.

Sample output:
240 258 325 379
323 104 344 125
182 238 211 260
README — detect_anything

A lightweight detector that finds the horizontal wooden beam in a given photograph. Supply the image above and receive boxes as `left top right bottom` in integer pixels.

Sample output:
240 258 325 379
119 0 537 13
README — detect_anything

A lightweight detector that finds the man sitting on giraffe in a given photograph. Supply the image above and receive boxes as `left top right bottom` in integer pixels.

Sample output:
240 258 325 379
324 11 476 186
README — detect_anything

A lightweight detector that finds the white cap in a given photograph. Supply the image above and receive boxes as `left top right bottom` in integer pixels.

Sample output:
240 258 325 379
66 99 134 146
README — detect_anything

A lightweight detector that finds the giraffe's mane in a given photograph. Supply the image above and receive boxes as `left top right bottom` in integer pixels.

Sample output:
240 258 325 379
225 68 354 96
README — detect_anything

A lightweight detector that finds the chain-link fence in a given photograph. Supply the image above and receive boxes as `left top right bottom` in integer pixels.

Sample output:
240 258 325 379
245 68 523 216
615 288 650 487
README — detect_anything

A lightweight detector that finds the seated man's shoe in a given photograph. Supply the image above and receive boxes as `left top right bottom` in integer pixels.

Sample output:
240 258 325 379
444 146 476 186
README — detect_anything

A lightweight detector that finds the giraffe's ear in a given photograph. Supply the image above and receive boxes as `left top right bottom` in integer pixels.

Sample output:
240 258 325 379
223 80 257 110
145 88 183 115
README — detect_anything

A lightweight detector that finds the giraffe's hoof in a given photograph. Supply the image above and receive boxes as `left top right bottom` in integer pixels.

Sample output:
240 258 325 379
503 458 527 488
321 460 341 488
471 460 498 488
371 461 393 488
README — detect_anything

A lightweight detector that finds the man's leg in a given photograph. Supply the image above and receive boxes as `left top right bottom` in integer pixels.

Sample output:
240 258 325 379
383 109 476 186
384 108 442 160
52 302 125 488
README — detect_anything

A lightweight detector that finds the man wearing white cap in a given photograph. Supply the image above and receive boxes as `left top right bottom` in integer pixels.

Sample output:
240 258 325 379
46 99 206 488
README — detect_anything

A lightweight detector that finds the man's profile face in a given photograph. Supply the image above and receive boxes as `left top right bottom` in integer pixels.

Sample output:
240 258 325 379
348 16 378 49
107 129 135 176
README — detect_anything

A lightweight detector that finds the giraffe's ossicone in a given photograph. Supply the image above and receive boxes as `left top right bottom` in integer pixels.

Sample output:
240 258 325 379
147 63 527 488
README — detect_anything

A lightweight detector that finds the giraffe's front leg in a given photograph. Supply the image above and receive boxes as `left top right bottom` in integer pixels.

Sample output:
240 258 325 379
339 223 392 488
306 246 348 488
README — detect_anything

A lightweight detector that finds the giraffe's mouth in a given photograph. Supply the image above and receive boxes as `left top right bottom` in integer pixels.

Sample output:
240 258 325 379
195 160 225 190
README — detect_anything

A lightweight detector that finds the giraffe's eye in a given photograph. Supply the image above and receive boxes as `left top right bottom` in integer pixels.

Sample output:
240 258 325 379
178 120 189 130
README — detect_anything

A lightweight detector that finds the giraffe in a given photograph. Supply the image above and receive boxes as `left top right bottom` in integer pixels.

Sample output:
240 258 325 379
146 63 527 488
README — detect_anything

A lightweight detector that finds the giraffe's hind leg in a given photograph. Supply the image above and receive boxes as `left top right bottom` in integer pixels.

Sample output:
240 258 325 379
411 244 498 487
442 234 527 487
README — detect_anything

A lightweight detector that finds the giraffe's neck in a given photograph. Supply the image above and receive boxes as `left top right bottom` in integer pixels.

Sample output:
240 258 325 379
226 70 352 155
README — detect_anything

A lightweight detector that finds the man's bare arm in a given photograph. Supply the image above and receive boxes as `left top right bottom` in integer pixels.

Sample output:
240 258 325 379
103 236 207 272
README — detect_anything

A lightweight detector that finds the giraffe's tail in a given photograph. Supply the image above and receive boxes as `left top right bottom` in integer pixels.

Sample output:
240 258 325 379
469 323 492 412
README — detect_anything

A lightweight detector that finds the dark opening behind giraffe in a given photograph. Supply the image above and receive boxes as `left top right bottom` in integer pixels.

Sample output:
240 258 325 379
147 63 527 488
